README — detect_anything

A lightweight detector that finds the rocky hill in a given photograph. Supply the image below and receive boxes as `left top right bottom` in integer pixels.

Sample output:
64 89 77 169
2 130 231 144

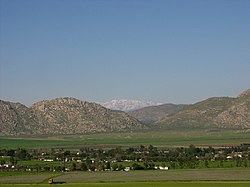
156 89 250 129
213 89 250 129
0 98 147 136
0 100 39 136
1 89 249 136
128 104 186 124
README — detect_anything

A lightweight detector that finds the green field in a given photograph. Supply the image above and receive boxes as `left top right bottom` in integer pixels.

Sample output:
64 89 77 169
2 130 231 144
1 130 249 186
1 129 250 149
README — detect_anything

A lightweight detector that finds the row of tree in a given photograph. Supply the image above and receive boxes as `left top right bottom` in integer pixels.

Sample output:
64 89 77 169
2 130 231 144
0 144 249 171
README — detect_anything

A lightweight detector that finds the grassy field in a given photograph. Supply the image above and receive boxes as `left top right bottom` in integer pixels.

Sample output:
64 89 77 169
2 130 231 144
1 130 249 186
1 129 250 149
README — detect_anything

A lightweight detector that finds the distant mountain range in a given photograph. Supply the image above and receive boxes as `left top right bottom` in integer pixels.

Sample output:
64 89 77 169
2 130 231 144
128 104 187 124
0 98 147 136
156 89 250 129
100 99 162 112
0 89 249 136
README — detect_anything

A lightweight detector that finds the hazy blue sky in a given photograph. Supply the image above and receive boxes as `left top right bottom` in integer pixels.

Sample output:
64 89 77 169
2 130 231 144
1 0 249 105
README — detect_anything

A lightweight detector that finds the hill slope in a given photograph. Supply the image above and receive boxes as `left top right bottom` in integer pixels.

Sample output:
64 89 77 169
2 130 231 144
1 89 249 136
0 98 147 136
0 100 39 136
128 104 186 124
156 89 250 129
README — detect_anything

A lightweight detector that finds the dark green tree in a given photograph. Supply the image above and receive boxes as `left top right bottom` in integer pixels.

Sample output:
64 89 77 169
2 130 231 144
204 159 209 168
0 159 6 165
80 162 88 171
118 164 124 171
132 163 144 170
106 161 111 170
71 163 77 171
112 163 118 171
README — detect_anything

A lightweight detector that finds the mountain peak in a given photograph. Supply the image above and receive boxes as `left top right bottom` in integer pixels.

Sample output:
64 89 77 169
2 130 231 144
32 97 85 105
239 89 250 98
100 99 162 112
1 98 147 136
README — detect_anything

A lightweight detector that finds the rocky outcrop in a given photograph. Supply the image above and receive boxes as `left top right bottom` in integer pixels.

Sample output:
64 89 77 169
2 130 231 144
214 89 250 128
0 98 147 136
0 100 39 135
1 89 249 136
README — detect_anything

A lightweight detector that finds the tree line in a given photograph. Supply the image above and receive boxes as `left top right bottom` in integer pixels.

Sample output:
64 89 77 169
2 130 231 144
0 144 249 172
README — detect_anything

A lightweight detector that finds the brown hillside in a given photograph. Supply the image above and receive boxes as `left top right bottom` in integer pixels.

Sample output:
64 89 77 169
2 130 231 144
0 98 147 136
156 89 250 129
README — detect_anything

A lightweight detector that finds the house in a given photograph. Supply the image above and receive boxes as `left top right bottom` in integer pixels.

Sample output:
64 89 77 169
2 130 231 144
124 167 130 172
233 152 242 158
159 166 169 170
154 166 169 170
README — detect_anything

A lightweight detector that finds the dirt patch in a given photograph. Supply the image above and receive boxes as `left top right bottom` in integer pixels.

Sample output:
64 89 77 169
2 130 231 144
0 174 56 184
54 170 250 183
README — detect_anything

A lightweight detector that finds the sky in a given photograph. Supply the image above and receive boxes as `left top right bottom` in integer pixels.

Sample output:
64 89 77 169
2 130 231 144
0 0 250 106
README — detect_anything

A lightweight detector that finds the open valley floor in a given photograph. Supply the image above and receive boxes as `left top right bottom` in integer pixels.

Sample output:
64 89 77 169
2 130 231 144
0 169 250 185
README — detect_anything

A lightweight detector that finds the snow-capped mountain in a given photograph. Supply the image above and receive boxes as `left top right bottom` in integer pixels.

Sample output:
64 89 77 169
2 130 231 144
100 99 162 112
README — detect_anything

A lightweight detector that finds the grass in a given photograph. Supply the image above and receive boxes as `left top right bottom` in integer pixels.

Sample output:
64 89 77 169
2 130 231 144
16 161 62 166
1 129 250 149
1 130 249 186
1 129 249 186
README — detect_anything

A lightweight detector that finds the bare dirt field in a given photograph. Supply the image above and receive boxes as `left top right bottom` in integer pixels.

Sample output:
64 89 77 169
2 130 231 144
1 169 250 184
53 169 250 183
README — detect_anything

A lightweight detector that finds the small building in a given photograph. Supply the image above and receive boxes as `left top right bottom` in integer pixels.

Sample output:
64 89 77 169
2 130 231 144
155 166 169 170
124 167 130 172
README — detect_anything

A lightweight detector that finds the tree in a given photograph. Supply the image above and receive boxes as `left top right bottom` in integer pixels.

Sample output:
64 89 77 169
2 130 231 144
0 159 6 165
35 164 41 172
85 158 92 168
178 158 184 169
204 159 209 168
112 163 118 171
10 156 17 165
188 144 196 155
7 150 15 157
106 161 111 170
219 160 224 167
235 157 242 167
132 163 144 170
244 159 248 167
54 165 63 172
71 163 77 171
99 162 105 171
139 145 145 152
43 166 50 171
89 164 96 171
118 164 124 171
148 145 157 152
143 162 149 170
16 148 31 160
80 162 88 171
170 162 176 169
